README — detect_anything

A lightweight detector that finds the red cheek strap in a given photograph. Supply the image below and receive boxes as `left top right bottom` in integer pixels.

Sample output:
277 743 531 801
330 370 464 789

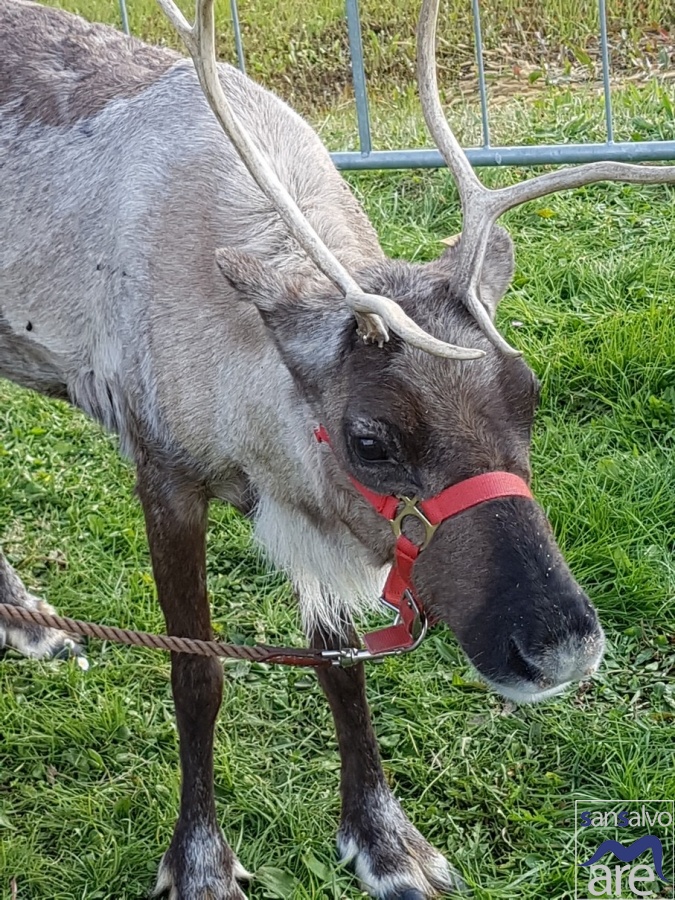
315 426 533 656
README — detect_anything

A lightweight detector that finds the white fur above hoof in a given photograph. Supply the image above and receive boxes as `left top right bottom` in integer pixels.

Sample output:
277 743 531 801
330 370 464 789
153 831 250 900
0 591 88 669
338 790 464 899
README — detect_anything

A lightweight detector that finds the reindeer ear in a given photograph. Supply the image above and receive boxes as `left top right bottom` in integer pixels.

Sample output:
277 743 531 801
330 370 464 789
215 248 353 388
436 225 515 319
478 225 515 315
215 248 293 311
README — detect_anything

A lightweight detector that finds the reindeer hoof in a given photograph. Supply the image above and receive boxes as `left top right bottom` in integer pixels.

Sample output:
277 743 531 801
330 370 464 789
338 788 464 898
154 825 249 900
0 586 88 669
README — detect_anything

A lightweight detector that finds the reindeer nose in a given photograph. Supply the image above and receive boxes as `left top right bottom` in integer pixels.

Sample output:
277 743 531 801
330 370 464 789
513 625 606 690
552 628 605 683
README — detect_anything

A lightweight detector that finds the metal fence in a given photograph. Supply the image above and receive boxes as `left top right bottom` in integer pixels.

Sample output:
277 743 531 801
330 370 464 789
118 0 675 170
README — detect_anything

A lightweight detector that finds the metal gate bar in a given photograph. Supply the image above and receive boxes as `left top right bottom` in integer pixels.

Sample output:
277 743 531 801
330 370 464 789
229 0 246 74
331 141 675 169
345 0 372 157
116 0 675 170
598 0 614 143
471 0 490 148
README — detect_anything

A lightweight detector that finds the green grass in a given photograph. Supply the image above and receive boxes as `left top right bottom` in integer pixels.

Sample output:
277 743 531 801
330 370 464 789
44 0 674 112
2 2 675 899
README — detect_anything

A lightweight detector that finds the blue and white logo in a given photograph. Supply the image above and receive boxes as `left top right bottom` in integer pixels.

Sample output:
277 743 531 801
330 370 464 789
574 802 674 899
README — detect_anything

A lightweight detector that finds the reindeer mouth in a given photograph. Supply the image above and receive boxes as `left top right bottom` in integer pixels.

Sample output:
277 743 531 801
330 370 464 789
486 677 574 705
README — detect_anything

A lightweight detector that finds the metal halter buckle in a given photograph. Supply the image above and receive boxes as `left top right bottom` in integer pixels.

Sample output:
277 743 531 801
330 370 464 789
321 591 428 668
391 496 439 550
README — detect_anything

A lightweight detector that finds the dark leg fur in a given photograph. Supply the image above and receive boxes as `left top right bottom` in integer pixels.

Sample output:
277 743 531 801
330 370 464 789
137 459 248 900
313 622 462 899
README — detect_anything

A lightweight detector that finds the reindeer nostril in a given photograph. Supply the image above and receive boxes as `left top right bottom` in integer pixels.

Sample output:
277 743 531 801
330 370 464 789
508 637 549 686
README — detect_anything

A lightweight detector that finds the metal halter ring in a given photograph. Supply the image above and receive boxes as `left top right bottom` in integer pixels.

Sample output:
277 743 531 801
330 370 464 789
391 496 439 550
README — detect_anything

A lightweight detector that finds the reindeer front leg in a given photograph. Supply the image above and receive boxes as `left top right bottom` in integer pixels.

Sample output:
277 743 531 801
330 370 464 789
137 459 248 900
312 621 462 899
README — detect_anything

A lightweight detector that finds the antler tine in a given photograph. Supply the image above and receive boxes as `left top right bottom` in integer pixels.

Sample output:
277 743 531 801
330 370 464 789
155 0 485 360
418 0 675 358
493 161 675 213
417 0 483 208
417 0 517 356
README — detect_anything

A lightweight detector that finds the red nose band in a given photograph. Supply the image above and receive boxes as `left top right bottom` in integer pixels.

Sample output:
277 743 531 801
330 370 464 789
315 425 533 656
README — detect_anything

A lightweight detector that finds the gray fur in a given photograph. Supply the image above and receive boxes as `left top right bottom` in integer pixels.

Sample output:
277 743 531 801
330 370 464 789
0 0 177 126
1 0 381 471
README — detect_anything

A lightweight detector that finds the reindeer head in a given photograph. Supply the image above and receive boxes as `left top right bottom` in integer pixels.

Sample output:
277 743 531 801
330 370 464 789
158 0 675 701
214 226 603 702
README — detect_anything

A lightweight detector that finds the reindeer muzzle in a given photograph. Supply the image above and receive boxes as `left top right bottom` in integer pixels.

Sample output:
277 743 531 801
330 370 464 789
315 425 533 661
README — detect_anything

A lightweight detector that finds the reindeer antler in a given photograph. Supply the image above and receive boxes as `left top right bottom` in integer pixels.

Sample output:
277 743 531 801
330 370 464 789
155 0 485 360
418 0 675 357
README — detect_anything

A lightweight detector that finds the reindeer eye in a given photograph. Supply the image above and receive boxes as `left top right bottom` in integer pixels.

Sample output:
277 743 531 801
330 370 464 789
352 436 390 463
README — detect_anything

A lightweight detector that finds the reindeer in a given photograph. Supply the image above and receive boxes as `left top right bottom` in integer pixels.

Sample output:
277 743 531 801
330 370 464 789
1 0 674 895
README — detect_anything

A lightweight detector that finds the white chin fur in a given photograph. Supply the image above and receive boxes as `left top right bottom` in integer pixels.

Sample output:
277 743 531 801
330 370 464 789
485 677 573 704
253 494 387 635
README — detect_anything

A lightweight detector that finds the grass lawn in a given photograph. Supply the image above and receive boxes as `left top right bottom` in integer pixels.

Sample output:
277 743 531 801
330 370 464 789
41 0 675 111
1 1 675 898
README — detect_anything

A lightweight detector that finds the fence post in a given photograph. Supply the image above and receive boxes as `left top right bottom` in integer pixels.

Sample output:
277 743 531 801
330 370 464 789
470 0 490 149
119 0 130 34
597 0 614 143
230 0 247 73
115 0 675 170
345 0 372 157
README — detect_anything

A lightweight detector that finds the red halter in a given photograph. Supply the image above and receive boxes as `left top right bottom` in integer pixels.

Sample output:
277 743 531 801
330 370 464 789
315 425 533 656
